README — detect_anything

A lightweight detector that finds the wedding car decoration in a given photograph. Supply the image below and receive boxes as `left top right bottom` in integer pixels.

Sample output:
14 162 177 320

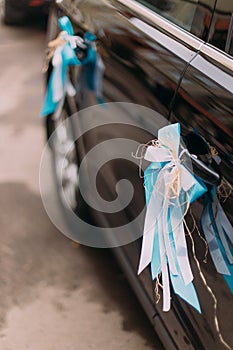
41 16 105 117
138 123 233 313
138 123 207 312
41 16 81 117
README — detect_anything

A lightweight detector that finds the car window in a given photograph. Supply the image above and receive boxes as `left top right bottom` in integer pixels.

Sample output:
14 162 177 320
208 0 233 53
135 0 199 31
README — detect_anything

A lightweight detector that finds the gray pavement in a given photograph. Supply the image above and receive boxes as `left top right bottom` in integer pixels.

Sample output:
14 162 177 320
0 15 163 350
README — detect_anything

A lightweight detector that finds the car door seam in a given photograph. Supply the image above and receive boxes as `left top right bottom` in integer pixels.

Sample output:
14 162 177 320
168 44 205 121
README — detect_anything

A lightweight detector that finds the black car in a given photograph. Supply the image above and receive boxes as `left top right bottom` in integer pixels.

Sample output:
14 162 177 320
41 1 233 349
2 0 51 24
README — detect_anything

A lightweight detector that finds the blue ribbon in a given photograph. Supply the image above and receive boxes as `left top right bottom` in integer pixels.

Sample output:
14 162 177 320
201 188 233 293
41 16 80 117
77 32 105 105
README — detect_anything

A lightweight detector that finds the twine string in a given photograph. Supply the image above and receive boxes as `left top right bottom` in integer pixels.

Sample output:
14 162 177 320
184 220 232 350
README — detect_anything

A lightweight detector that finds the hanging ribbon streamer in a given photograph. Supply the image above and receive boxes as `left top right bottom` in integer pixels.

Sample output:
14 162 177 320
41 16 82 117
184 130 233 295
77 32 105 105
201 187 233 293
138 123 207 312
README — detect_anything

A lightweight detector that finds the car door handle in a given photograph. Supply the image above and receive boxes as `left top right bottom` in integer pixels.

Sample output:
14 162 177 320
189 153 220 185
183 132 221 186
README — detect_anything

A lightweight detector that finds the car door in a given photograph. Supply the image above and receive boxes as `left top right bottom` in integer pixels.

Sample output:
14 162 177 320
46 1 230 349
170 1 233 349
54 1 209 249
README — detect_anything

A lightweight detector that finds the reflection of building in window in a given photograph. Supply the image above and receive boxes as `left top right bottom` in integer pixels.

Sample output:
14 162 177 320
191 0 233 49
207 1 233 51
138 0 198 31
209 16 231 50
191 3 213 40
137 0 233 50
145 0 173 11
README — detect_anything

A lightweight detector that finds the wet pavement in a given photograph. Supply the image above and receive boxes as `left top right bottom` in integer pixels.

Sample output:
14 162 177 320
0 14 163 350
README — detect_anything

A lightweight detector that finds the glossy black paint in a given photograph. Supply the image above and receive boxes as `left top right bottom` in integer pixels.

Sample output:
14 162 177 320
170 43 233 349
6 0 50 10
46 1 233 349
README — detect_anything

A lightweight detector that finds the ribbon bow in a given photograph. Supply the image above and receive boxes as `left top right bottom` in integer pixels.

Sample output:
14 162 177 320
138 123 207 312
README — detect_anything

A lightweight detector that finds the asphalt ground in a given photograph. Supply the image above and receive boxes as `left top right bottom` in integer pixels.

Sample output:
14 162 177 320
0 13 163 350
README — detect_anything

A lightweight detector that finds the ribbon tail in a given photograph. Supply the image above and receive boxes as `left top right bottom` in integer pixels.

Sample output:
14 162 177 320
223 268 233 294
66 75 77 97
138 170 163 275
53 94 66 121
170 202 193 285
158 215 171 312
173 222 193 285
163 202 178 276
214 202 233 293
41 69 59 117
151 221 161 279
94 56 105 104
168 205 200 312
161 260 171 312
138 225 155 275
217 236 233 293
41 48 67 117
217 202 233 244
170 273 201 313
201 199 230 275
52 63 64 102
214 202 233 264
138 191 161 274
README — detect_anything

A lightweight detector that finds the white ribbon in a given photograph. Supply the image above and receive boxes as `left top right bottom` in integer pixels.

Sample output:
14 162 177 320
51 31 84 105
52 46 64 103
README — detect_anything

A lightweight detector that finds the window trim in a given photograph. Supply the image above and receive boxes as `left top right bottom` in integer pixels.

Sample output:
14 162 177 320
116 0 204 50
201 43 233 70
117 0 233 70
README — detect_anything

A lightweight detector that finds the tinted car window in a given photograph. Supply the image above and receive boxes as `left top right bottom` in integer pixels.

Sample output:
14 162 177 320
229 34 233 55
135 0 199 31
135 0 229 42
208 0 233 52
